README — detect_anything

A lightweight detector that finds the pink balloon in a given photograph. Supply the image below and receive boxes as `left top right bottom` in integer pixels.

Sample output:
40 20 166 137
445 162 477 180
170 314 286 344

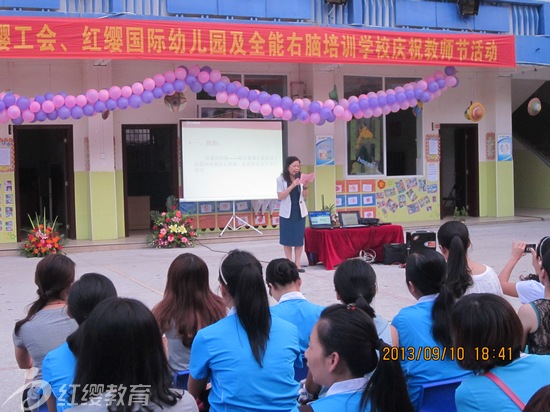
417 80 428 91
434 90 442 98
300 114 310 124
294 99 304 108
373 107 383 117
400 101 410 110
0 110 9 123
323 99 335 110
210 70 222 83
64 95 76 109
434 71 445 79
386 89 396 96
198 71 210 84
338 99 349 109
238 98 250 110
188 65 201 76
132 82 144 96
382 105 391 115
86 89 99 104
273 107 284 117
395 86 405 94
153 74 165 88
353 111 364 119
76 95 87 107
220 76 230 83
164 70 176 83
446 76 458 87
409 99 418 107
302 98 311 109
227 94 239 106
7 105 20 119
348 96 358 103
98 89 110 101
404 83 414 91
310 112 321 124
358 94 368 100
367 92 377 99
249 101 261 113
29 101 41 113
260 104 272 116
376 91 387 98
22 109 34 122
343 110 353 121
216 91 228 104
42 101 55 114
121 86 132 98
142 78 155 91
108 86 121 100
52 95 65 108
282 110 292 120
363 108 373 118
333 105 345 117
175 67 187 80
391 103 400 112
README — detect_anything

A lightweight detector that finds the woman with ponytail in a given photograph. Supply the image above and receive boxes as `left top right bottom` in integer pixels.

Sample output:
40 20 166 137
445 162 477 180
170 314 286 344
437 220 502 297
293 304 413 412
13 254 77 410
333 258 391 344
390 250 471 409
188 250 301 412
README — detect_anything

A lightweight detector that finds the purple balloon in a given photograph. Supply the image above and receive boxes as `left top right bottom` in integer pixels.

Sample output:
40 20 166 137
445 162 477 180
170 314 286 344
396 93 406 103
378 96 387 107
236 87 249 99
281 96 293 110
162 83 175 96
297 110 308 121
291 103 302 115
44 92 54 100
349 102 360 114
152 88 164 99
105 99 118 110
421 92 432 103
0 101 5 112
309 102 321 113
358 98 369 111
34 95 46 104
117 98 129 110
327 112 336 122
3 94 16 107
437 78 447 89
388 94 397 105
214 81 227 93
201 66 212 73
94 101 106 113
203 81 215 94
141 91 154 104
58 106 71 120
428 81 439 93
173 79 186 92
319 107 331 120
83 105 95 116
369 98 378 109
17 97 30 110
248 90 259 101
190 83 203 93
184 75 197 86
12 116 23 125
47 110 58 121
405 90 415 100
36 110 48 121
129 95 142 108
414 89 424 100
258 91 270 104
226 83 238 95
444 66 456 76
269 94 282 108
70 106 83 120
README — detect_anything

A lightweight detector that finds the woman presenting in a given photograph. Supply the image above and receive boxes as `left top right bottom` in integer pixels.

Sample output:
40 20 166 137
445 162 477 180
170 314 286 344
277 156 308 272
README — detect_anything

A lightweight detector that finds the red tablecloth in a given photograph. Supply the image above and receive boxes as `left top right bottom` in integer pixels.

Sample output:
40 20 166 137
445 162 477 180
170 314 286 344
305 225 404 270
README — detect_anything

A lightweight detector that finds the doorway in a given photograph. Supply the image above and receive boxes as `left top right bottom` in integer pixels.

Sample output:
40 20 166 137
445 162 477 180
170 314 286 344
122 124 179 237
14 126 76 241
439 124 479 218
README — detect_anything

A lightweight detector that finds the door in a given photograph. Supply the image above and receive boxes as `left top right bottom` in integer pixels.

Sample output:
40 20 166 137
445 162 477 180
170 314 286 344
440 124 479 217
14 126 76 241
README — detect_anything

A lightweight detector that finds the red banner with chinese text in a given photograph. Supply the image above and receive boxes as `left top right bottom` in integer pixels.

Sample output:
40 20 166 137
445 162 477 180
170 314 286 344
0 17 515 67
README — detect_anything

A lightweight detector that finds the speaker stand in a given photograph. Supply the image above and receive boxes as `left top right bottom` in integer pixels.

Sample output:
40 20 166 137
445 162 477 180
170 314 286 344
219 201 262 237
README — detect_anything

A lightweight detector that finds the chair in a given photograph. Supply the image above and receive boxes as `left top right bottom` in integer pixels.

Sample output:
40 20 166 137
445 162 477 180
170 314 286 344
442 183 458 211
172 370 190 390
417 377 465 412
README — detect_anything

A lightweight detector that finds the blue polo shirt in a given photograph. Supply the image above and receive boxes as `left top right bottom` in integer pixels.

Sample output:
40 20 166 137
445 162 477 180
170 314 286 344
42 342 76 411
189 310 300 412
291 378 368 412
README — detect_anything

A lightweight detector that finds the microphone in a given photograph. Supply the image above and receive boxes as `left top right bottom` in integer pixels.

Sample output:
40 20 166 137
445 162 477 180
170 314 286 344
295 172 301 179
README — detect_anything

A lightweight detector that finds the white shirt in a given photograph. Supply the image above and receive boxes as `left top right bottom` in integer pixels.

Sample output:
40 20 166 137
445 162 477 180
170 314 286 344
464 265 503 296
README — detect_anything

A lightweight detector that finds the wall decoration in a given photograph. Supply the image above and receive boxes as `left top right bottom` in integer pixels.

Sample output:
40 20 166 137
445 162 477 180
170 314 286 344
486 132 496 160
315 135 335 166
425 134 440 162
497 135 512 162
345 194 360 207
0 137 14 172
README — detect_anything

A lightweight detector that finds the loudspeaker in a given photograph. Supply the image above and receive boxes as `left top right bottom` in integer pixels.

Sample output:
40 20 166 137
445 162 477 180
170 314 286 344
325 0 347 5
406 231 437 255
458 0 479 16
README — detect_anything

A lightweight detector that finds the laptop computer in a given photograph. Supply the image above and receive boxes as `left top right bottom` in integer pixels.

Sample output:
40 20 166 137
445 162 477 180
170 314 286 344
338 211 369 228
308 210 333 229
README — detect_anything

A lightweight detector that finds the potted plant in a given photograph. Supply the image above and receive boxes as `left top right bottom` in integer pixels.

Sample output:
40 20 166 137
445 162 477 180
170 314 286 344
20 210 65 257
147 195 199 248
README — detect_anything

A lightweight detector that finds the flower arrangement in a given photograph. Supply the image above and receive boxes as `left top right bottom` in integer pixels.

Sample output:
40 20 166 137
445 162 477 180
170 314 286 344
20 211 65 257
147 196 198 248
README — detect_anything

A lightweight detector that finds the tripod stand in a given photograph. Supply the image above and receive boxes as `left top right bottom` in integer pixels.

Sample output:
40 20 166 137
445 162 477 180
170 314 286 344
219 200 263 237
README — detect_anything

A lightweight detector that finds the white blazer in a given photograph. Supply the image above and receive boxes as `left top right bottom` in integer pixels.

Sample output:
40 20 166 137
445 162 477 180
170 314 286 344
276 174 308 219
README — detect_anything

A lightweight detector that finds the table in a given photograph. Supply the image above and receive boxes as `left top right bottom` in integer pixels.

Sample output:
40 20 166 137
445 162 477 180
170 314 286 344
305 224 404 270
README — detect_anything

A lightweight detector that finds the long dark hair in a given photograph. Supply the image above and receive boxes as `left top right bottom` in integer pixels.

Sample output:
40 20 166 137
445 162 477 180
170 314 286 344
66 273 118 352
316 305 413 412
282 156 300 185
437 221 473 299
15 254 75 335
153 253 226 347
406 251 454 347
334 258 377 318
73 298 180 410
219 249 271 366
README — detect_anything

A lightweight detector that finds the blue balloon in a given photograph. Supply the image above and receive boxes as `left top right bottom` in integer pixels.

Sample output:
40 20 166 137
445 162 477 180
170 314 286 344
47 110 58 121
291 103 302 115
248 90 259 101
378 96 387 107
437 78 446 89
44 92 54 100
396 93 406 103
327 112 336 122
201 66 212 73
106 98 118 110
190 82 203 93
117 98 129 110
358 98 369 111
281 96 293 110
141 91 154 104
236 86 249 99
405 90 414 100
414 89 424 100
129 95 142 108
83 105 95 116
369 98 378 109
203 81 215 94
3 94 16 107
36 110 48 121
162 83 175 95
428 82 439 93
17 97 30 110
309 102 321 113
0 101 5 112
386 94 396 105
173 79 186 92
444 66 456 76
70 106 83 119
34 95 46 104
94 101 106 113
58 106 71 120
421 92 432 102
12 116 23 125
269 94 282 108
349 103 360 114
184 75 197 85
214 81 226 93
258 91 270 104
152 88 164 99
226 83 238 95
320 107 331 120
297 110 308 121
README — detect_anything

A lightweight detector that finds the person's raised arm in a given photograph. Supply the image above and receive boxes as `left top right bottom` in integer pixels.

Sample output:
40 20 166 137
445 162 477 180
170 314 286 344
277 177 300 201
498 241 526 298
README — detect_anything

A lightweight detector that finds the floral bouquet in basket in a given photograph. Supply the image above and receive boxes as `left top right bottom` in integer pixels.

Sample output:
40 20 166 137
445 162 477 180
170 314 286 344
20 211 65 257
147 196 198 248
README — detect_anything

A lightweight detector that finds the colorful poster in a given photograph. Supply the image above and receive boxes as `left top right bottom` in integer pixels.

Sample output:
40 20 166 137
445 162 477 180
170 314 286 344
497 135 512 162
316 136 335 166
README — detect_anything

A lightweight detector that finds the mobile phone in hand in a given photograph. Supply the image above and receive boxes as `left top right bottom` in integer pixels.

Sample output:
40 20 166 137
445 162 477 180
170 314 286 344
525 244 537 253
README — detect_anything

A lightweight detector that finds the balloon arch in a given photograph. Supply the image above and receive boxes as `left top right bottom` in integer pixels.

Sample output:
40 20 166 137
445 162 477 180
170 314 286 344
0 65 458 125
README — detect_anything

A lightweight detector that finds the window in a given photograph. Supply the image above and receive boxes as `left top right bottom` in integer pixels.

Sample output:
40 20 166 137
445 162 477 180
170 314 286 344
345 76 422 177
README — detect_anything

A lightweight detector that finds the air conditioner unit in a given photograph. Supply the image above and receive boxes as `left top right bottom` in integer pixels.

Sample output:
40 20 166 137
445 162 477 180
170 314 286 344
458 0 479 16
325 0 347 5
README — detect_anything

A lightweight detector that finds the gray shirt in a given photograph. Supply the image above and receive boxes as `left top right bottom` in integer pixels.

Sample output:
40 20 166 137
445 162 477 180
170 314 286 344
165 326 191 371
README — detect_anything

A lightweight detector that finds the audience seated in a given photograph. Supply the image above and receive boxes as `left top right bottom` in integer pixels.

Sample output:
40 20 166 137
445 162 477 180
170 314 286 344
152 253 226 372
188 249 301 412
452 294 550 411
13 254 78 411
334 258 391 345
390 250 471 409
499 236 550 303
438 221 503 297
523 385 550 412
42 273 117 412
518 249 550 354
292 304 413 412
67 297 198 411
266 258 323 358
